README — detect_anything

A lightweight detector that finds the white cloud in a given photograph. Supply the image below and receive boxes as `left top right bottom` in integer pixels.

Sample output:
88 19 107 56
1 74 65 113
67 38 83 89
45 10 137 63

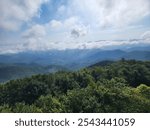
48 17 89 39
22 24 46 38
141 31 150 40
49 20 62 29
0 0 48 31
20 17 89 51
22 24 49 51
63 17 89 38
67 0 150 28
64 17 78 27
1 0 150 53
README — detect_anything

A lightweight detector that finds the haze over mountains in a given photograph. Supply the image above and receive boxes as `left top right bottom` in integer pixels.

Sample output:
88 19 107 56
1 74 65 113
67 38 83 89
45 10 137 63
1 43 150 67
0 43 149 82
0 39 150 83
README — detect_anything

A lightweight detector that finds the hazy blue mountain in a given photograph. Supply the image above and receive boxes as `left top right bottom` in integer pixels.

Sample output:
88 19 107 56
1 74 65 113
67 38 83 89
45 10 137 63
101 42 150 51
0 47 150 82
0 49 150 69
123 51 150 60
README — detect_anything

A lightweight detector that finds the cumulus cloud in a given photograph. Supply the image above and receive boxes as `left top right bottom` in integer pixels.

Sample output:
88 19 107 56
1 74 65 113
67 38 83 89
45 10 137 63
71 26 88 38
0 0 48 31
20 17 88 51
22 24 46 38
71 29 80 38
0 0 150 53
49 17 89 39
21 24 48 51
50 20 62 29
141 31 150 40
66 0 150 28
64 17 78 27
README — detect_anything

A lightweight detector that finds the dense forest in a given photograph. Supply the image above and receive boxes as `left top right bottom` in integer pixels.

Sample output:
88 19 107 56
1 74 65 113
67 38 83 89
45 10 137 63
0 60 150 113
0 63 66 82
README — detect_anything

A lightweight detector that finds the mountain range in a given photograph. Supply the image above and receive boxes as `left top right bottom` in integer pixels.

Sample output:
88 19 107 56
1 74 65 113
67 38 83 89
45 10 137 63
0 47 150 68
0 45 150 82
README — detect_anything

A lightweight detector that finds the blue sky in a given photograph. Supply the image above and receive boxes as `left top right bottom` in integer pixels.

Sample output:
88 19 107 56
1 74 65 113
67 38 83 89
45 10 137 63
0 0 150 53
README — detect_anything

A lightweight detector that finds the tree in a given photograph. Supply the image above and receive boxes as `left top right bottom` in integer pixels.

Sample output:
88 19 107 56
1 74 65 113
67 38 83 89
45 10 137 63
13 103 42 113
35 95 64 112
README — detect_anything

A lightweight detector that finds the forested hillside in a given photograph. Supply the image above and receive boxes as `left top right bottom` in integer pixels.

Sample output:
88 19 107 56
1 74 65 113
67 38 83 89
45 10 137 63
0 63 66 83
0 60 150 113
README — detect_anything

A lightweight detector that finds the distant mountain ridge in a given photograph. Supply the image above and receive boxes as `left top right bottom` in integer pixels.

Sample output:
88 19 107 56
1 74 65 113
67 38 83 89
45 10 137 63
0 48 150 69
0 46 150 82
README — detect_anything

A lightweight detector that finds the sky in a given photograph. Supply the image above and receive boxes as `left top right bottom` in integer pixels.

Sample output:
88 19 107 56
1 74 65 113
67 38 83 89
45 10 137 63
0 0 150 53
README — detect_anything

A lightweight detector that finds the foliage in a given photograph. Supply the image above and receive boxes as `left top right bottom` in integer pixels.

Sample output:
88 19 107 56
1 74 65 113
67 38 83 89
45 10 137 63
0 60 150 113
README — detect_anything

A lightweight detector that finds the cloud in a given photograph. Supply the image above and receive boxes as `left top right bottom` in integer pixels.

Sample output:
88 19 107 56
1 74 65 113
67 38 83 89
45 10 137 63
20 17 89 51
22 24 48 51
0 0 150 53
48 17 89 39
76 38 150 50
141 31 150 40
0 0 48 31
71 26 88 38
66 0 150 28
62 17 89 38
20 16 88 51
57 5 66 14
22 24 46 38
64 17 78 27
71 29 80 38
49 20 62 29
